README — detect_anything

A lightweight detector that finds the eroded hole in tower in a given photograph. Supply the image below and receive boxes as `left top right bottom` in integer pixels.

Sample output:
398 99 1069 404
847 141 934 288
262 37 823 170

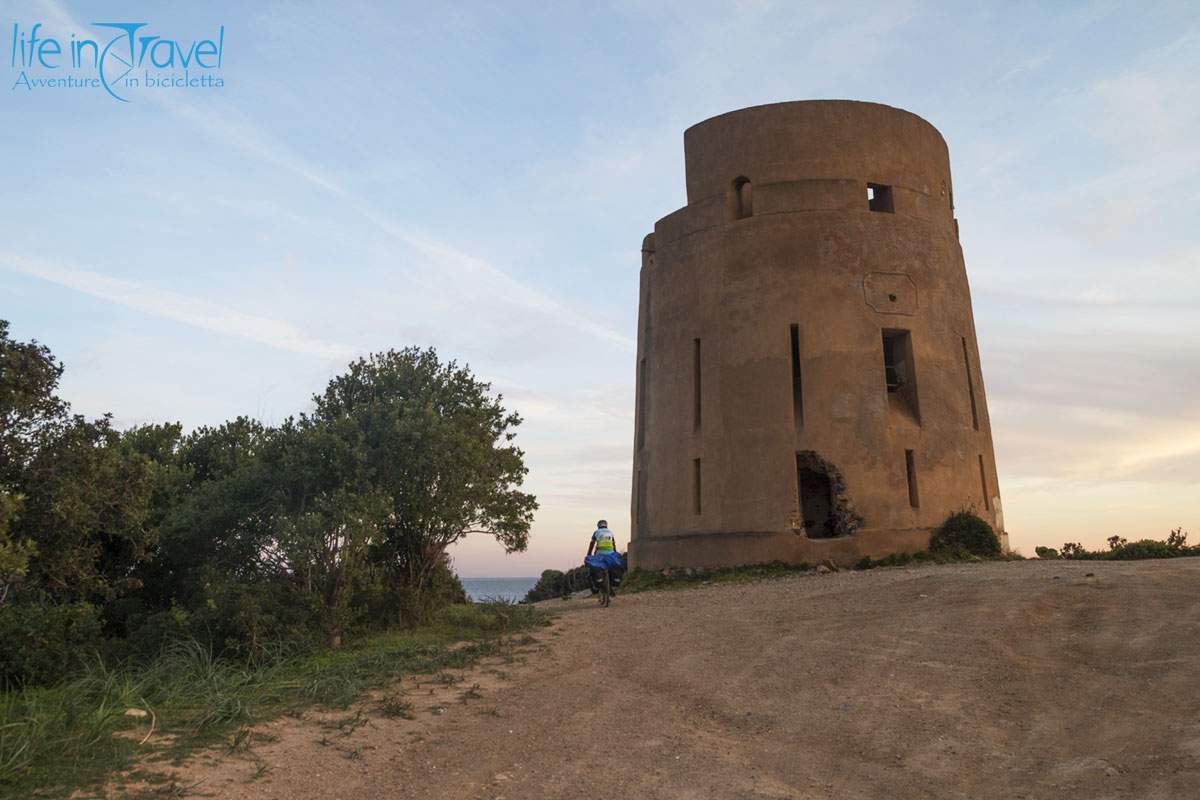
799 467 833 537
794 451 864 539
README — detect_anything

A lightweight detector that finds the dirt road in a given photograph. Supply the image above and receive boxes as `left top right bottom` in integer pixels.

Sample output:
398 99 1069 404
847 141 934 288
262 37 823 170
145 559 1200 799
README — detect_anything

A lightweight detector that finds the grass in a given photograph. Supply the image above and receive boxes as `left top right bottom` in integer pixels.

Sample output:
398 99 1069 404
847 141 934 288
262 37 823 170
854 548 1023 570
619 560 815 594
0 600 551 799
618 549 1025 595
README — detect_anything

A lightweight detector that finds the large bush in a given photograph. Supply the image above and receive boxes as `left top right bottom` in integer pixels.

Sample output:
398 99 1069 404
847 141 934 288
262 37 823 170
0 599 102 686
929 511 1001 557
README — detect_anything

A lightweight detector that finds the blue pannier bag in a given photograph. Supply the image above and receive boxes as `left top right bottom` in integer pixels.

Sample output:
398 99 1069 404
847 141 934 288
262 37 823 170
585 552 625 591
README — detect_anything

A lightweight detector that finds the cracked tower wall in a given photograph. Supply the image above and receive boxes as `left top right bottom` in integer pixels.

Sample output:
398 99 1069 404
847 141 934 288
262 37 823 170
629 100 1006 570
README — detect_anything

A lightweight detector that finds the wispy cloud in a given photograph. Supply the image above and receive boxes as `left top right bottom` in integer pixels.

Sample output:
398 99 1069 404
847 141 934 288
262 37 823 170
162 106 636 354
355 208 637 353
1 253 356 360
1001 54 1051 82
31 0 635 356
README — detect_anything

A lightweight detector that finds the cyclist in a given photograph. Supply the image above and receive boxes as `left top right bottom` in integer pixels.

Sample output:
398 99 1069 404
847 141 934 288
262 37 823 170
588 519 617 559
586 519 625 596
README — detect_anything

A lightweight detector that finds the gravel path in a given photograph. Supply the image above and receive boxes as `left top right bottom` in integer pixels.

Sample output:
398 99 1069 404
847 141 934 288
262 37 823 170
137 558 1200 799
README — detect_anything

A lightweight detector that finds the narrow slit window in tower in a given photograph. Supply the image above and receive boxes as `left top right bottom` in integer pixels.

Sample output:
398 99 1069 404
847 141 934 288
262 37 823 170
637 357 647 451
789 324 804 427
796 456 835 538
882 329 921 423
867 183 894 213
637 468 648 525
693 458 702 515
905 449 919 508
961 337 980 431
978 454 991 510
729 176 753 220
693 338 701 431
635 470 641 524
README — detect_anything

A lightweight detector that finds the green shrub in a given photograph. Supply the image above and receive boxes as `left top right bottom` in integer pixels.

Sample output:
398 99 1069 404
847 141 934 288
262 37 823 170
1108 539 1177 560
0 599 103 687
523 565 589 602
1034 546 1061 560
929 511 1001 557
1060 542 1089 559
428 562 469 606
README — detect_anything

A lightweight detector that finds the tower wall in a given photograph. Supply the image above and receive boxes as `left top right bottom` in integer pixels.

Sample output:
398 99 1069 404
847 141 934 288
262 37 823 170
629 100 1005 570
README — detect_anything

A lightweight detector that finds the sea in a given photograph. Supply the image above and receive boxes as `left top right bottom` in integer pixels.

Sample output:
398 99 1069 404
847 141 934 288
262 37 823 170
460 577 540 604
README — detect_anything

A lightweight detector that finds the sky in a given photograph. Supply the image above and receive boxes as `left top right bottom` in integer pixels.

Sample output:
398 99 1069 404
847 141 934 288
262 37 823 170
1 0 1197 576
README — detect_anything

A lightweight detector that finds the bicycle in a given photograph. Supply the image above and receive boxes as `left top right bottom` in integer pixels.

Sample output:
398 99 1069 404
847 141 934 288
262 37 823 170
585 550 622 608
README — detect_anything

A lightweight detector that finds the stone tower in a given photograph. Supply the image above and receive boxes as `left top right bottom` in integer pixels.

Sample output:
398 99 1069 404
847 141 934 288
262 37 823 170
629 100 1005 570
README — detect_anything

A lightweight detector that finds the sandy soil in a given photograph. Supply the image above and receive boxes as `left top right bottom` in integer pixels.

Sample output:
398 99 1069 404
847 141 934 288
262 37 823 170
119 558 1200 799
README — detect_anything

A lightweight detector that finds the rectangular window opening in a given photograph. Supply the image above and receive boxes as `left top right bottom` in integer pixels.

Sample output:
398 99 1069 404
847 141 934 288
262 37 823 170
882 332 901 393
961 337 980 431
978 454 991 511
693 338 702 432
789 324 804 427
905 449 919 509
693 458 702 515
882 329 921 424
868 183 895 213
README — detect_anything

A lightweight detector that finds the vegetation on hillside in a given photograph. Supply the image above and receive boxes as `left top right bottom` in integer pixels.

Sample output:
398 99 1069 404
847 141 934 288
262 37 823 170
523 565 591 602
1036 529 1196 561
0 320 537 689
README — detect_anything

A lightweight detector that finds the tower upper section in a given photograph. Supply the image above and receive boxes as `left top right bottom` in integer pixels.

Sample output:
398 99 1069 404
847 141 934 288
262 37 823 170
660 100 957 242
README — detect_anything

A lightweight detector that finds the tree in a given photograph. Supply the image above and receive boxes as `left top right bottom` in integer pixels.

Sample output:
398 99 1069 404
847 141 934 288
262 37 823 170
0 320 58 603
15 414 158 606
0 323 161 683
0 490 36 605
305 348 537 595
0 320 68 487
139 418 280 608
0 321 161 609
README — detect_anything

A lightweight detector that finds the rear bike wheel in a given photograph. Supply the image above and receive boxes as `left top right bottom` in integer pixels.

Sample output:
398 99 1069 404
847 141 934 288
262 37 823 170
600 570 611 607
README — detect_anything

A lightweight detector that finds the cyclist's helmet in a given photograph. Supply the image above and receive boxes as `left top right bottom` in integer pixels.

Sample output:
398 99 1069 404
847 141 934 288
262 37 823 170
597 519 608 529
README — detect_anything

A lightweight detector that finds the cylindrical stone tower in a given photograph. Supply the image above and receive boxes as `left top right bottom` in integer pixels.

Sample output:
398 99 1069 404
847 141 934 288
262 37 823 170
629 100 1005 569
